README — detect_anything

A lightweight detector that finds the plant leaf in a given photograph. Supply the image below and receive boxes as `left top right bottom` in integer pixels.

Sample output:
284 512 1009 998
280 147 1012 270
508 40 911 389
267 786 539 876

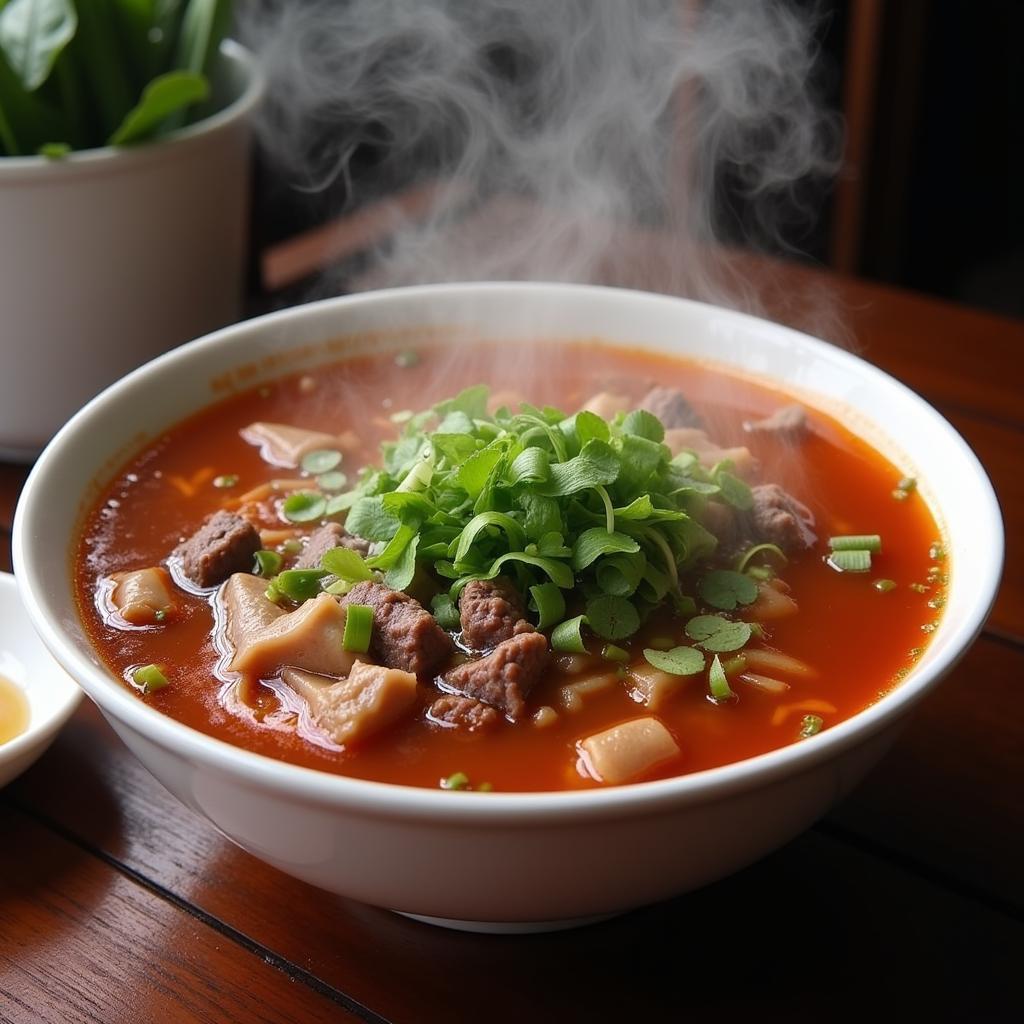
0 0 76 91
175 0 232 76
684 614 752 653
643 646 705 676
571 527 640 572
108 69 208 144
585 594 640 640
698 569 759 610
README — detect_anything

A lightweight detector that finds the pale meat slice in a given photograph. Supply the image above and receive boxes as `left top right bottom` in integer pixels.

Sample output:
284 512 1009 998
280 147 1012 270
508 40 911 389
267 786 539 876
241 421 352 468
108 567 177 625
663 427 756 477
227 591 357 679
743 403 808 440
577 717 680 785
282 663 417 747
221 573 285 657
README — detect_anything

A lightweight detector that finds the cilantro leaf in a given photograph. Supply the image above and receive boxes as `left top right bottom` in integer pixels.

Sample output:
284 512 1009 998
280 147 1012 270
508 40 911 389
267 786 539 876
698 569 759 610
684 614 752 652
643 646 705 675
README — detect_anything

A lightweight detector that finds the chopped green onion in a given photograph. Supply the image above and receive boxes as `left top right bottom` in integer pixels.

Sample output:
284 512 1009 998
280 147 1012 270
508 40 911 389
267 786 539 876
282 492 327 523
529 581 566 631
270 569 328 602
828 549 872 573
551 615 589 653
708 653 734 702
213 474 238 488
735 542 787 575
909 582 929 594
897 476 917 493
254 550 283 577
282 538 303 555
929 541 946 561
746 565 774 582
132 664 168 693
342 603 374 653
476 782 494 793
799 714 824 738
301 449 342 474
873 578 897 592
601 643 630 663
395 350 420 368
441 771 469 790
154 609 167 623
829 534 881 553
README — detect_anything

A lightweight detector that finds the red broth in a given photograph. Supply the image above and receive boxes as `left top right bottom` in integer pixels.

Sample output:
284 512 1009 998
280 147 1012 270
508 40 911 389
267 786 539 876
74 341 945 791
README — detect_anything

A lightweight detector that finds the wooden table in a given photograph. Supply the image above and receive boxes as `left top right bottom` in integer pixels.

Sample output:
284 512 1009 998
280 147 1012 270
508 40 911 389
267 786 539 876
1 268 1021 1022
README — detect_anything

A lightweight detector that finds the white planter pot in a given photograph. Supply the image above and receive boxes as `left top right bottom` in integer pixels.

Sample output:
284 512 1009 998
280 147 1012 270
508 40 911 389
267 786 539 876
0 40 263 459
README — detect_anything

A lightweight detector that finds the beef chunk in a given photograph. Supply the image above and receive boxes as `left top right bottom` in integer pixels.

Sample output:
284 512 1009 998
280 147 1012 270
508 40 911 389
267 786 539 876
294 522 370 569
700 500 744 553
750 484 817 552
341 581 452 676
427 694 500 733
744 404 808 440
174 510 261 588
459 577 532 652
639 386 703 429
442 631 550 721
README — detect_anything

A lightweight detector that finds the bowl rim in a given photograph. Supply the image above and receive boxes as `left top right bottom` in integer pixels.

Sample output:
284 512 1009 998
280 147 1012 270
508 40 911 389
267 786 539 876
12 282 1004 824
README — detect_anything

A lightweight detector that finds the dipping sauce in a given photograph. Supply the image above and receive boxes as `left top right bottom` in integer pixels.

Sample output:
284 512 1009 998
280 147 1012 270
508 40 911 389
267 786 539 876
0 673 30 745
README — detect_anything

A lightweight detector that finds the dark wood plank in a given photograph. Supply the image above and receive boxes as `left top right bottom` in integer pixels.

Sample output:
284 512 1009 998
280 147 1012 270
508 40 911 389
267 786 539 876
937 410 1023 643
0 463 28 535
0 806 362 1024
743 255 1024 431
828 633 1024 909
7 688 1020 1022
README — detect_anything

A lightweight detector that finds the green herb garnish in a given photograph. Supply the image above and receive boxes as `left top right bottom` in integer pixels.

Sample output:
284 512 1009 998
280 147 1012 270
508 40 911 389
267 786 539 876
301 449 342 475
799 714 824 738
281 492 327 523
329 386 720 642
253 549 283 578
342 603 373 653
642 646 705 676
213 474 239 489
828 549 872 573
684 614 752 653
829 534 882 552
708 653 734 702
132 663 168 693
698 570 759 611
268 568 328 603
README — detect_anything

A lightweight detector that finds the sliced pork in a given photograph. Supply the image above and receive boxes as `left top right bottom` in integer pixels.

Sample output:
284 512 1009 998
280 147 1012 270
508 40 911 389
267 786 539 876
282 663 417 746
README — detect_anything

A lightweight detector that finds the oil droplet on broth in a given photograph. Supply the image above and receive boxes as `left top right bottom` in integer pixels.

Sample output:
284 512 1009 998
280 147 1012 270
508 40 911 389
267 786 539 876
0 673 30 744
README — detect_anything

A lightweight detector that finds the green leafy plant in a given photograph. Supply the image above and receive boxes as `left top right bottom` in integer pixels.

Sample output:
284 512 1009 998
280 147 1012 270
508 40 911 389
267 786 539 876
0 0 233 156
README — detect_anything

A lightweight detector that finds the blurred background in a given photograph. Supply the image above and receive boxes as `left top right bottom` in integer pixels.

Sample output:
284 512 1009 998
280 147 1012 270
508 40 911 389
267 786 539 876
245 0 1022 320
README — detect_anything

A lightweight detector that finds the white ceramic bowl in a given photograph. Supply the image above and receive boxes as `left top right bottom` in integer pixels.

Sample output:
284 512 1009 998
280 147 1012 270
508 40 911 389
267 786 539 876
0 572 82 788
12 284 1003 931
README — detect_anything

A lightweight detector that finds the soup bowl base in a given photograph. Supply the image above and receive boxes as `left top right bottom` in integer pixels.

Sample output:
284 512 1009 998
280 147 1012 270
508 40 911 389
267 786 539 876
394 910 619 934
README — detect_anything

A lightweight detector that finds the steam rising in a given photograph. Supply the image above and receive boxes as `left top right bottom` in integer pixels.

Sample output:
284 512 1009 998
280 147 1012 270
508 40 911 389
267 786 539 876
241 0 838 317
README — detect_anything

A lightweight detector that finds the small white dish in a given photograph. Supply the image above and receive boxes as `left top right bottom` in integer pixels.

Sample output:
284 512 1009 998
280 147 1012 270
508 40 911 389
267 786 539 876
0 572 82 787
